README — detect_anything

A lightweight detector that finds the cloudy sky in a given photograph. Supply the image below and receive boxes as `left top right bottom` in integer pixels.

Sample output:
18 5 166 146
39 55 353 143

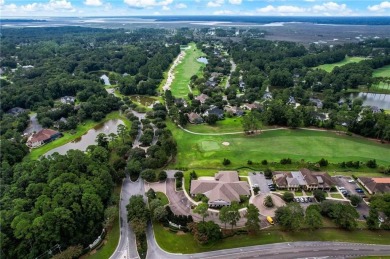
1 0 390 17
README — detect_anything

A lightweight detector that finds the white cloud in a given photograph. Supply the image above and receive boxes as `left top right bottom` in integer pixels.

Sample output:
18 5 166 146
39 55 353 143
123 0 173 8
207 0 224 7
175 3 187 8
312 2 352 15
84 0 103 6
214 9 234 15
229 0 241 4
162 5 170 10
256 5 306 14
368 1 390 11
0 0 75 14
0 0 4 5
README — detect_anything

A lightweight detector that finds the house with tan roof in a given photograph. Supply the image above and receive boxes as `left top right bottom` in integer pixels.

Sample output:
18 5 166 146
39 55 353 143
358 177 390 194
273 168 334 191
187 112 204 124
195 93 209 104
190 171 250 207
26 129 62 148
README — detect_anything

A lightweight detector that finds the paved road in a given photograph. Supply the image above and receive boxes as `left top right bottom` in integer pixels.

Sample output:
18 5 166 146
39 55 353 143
110 178 145 259
146 234 390 259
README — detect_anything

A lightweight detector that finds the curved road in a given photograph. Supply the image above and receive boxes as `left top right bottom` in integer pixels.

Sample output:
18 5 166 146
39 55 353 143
146 225 390 259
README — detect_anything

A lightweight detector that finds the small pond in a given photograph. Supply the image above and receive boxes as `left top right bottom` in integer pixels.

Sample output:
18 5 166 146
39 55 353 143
197 57 208 64
349 92 390 110
45 119 124 156
129 95 157 108
100 74 110 85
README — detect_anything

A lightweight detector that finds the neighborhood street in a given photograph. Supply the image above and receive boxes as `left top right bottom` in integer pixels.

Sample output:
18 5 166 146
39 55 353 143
110 178 145 259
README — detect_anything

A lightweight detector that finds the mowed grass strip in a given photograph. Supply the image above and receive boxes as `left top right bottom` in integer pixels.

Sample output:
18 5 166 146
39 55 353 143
316 56 367 72
153 223 390 254
170 42 205 99
168 122 390 168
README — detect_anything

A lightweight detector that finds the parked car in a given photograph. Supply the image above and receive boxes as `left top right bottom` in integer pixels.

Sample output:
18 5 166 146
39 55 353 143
295 198 300 203
308 197 313 202
300 198 305 203
348 180 355 183
269 187 276 191
252 184 259 188
339 187 346 190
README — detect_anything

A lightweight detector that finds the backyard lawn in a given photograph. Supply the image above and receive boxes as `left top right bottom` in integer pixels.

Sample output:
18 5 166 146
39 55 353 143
153 223 390 254
170 42 205 99
316 56 367 72
168 122 390 168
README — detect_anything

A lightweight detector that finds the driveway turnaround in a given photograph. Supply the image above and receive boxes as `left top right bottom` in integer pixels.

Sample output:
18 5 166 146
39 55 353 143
252 193 286 217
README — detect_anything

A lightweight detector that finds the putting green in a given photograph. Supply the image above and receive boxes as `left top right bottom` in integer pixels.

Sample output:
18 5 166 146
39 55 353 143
200 141 220 151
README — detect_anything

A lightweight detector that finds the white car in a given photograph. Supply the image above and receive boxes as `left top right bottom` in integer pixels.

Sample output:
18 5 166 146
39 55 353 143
348 180 355 183
339 187 346 190
252 184 259 188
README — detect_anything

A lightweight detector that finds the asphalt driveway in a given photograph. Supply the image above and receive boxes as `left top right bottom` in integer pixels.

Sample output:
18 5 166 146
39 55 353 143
249 172 270 193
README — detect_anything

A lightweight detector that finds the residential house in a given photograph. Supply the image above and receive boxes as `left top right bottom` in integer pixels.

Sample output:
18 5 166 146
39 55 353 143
358 177 390 194
190 171 250 207
273 168 334 191
60 96 76 104
54 117 68 129
263 92 273 100
241 102 261 111
187 112 204 124
287 96 296 105
195 93 209 104
204 106 224 119
309 98 323 109
224 106 244 117
6 107 26 116
26 129 62 148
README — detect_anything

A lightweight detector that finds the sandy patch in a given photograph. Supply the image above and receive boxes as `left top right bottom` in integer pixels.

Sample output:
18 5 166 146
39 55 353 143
162 50 186 91
222 142 230 146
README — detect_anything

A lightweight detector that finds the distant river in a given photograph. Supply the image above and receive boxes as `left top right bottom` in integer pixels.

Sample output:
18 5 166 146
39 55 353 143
349 92 390 110
45 119 124 156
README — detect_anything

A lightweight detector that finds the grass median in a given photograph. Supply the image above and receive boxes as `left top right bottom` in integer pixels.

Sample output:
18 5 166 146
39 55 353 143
153 222 390 254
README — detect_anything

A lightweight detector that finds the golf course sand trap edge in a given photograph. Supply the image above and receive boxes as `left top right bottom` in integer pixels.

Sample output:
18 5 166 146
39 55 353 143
222 142 230 146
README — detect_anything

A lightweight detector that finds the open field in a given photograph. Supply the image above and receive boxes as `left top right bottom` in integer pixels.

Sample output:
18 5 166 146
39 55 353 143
185 117 244 133
170 42 205 99
153 223 390 254
316 56 367 72
168 122 390 169
26 111 131 160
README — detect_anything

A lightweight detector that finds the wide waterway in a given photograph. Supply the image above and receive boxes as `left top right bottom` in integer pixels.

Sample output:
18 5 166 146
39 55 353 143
45 119 124 156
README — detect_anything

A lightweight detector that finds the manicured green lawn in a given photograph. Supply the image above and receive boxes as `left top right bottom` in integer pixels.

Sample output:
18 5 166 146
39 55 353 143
153 223 390 254
170 42 205 99
156 192 169 206
168 122 390 169
316 56 367 72
330 193 344 199
372 65 390 90
185 117 244 133
26 111 131 160
84 186 121 259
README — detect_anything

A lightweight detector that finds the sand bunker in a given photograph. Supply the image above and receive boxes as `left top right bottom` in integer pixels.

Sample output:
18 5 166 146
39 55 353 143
222 142 230 146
